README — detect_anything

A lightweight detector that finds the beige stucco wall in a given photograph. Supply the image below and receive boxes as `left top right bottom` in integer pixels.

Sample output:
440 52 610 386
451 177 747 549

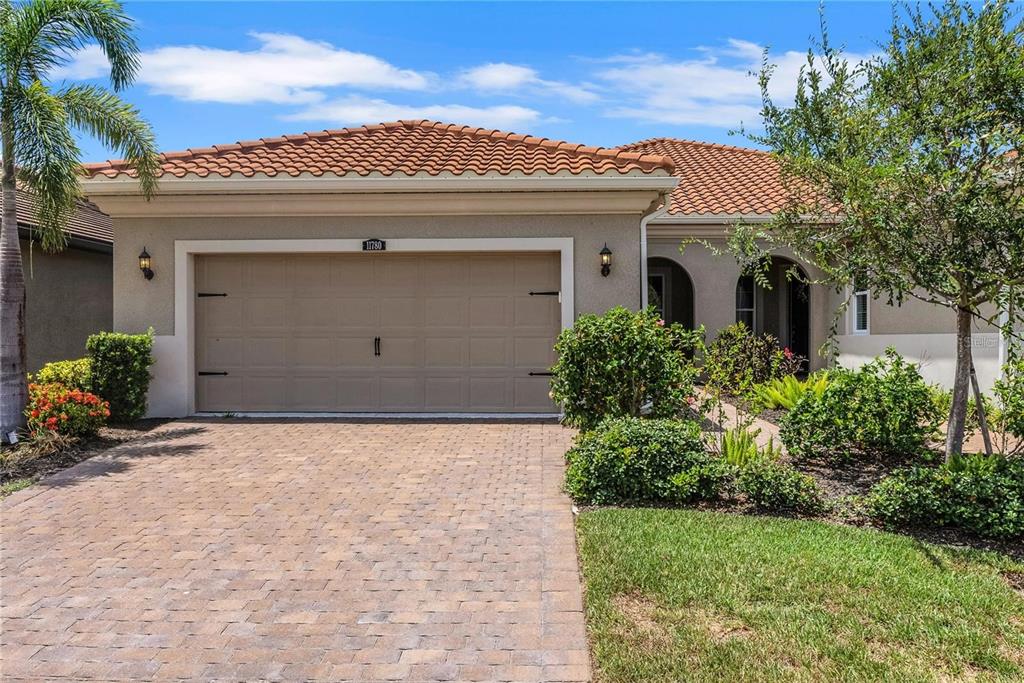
830 288 999 336
646 236 831 371
20 238 112 372
112 213 643 336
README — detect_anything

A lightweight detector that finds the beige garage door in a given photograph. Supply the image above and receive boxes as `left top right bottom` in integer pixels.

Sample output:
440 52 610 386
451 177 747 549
195 252 560 412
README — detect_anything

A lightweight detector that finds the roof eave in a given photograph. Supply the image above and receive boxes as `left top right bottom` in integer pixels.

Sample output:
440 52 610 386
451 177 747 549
80 173 680 196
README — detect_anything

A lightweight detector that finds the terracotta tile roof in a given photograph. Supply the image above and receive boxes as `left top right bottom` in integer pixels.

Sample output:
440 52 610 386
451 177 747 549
2 186 112 245
618 137 787 216
84 120 674 180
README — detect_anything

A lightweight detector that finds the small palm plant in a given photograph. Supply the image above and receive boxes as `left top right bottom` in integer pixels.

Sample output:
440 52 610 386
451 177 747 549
0 0 158 439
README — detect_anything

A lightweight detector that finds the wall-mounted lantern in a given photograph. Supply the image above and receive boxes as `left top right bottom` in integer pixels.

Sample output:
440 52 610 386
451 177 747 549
600 243 612 277
139 247 154 280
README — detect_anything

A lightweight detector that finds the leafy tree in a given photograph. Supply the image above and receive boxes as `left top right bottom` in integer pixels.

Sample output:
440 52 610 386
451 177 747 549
0 0 158 439
736 0 1024 459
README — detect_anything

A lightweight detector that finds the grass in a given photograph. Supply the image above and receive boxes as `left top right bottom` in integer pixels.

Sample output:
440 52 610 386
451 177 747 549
0 477 35 498
576 508 1024 682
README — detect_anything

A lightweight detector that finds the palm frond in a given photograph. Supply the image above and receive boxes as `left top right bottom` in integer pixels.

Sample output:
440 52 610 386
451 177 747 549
59 84 157 197
10 80 81 252
2 0 139 89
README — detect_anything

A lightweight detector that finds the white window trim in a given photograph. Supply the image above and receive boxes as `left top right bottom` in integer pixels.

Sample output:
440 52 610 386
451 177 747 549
150 237 574 417
851 286 870 335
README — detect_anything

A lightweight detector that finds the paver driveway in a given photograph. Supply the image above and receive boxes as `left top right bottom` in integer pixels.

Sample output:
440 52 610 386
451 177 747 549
1 420 589 682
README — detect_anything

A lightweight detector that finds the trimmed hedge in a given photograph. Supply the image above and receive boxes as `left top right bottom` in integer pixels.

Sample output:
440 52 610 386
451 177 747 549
564 417 724 505
34 357 92 392
86 330 154 422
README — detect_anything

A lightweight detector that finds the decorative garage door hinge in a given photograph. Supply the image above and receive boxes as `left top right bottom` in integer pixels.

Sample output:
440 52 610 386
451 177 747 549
528 371 554 376
197 292 228 297
198 371 229 376
528 290 559 296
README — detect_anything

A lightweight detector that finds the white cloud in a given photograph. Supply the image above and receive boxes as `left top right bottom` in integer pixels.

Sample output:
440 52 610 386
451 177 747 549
52 33 431 104
283 96 542 130
459 62 598 104
597 40 872 127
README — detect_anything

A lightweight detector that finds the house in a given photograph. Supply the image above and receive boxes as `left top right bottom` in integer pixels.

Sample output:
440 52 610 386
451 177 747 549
80 120 678 416
2 187 113 372
79 120 1005 418
621 137 1008 393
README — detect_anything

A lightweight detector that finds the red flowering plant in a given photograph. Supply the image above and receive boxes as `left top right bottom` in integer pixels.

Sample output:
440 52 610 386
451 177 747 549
25 383 110 437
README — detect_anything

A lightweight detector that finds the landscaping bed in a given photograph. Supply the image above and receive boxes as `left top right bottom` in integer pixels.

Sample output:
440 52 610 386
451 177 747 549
0 419 169 498
576 508 1024 683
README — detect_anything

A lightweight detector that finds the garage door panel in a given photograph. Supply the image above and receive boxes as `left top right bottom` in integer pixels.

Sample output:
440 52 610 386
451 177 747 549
246 298 288 328
337 337 376 368
338 297 378 327
469 377 509 409
469 297 510 327
246 337 287 369
380 377 423 408
293 298 337 327
379 297 419 325
424 338 464 368
470 337 509 367
514 337 556 368
425 377 464 410
293 337 335 368
196 252 559 412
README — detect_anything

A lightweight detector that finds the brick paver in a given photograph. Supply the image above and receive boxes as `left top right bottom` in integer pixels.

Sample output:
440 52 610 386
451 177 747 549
1 420 590 682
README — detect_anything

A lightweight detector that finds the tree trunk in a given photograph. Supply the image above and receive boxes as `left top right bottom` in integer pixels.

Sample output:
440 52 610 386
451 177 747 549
0 110 28 441
945 305 973 460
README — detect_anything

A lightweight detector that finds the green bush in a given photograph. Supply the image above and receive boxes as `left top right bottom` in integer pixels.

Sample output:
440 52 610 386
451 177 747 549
551 307 698 431
993 358 1024 448
702 323 804 395
564 417 724 504
86 330 155 422
34 357 93 392
868 455 1024 539
736 459 823 514
781 349 941 460
718 426 782 468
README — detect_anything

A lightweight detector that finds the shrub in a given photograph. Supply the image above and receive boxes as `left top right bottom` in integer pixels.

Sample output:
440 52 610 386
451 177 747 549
564 417 724 504
868 456 1024 539
551 307 698 431
86 330 154 422
25 382 109 437
993 358 1024 454
702 323 804 395
718 426 782 468
736 459 823 514
781 349 941 460
751 373 829 411
928 384 996 441
34 358 93 392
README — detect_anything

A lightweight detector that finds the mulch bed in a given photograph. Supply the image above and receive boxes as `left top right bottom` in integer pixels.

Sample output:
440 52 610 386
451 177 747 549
0 419 170 487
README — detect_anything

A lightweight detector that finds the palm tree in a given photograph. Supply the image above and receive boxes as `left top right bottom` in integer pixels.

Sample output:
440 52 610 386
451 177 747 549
1 0 158 440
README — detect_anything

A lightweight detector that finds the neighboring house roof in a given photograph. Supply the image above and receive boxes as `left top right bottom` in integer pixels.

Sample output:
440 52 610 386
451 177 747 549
2 186 112 246
618 138 787 218
84 120 675 180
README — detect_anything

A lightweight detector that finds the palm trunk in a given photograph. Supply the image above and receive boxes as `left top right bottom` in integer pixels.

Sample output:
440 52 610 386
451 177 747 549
0 108 27 441
944 305 973 460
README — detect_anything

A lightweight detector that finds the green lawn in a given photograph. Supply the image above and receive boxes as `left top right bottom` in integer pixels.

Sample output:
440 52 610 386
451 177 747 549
577 509 1024 682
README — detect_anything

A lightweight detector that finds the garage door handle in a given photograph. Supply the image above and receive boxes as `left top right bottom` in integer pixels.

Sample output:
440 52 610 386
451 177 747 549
374 337 380 356
528 371 554 376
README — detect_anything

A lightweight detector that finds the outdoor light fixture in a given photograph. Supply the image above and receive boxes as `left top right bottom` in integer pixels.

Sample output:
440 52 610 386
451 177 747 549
139 248 154 280
600 243 612 277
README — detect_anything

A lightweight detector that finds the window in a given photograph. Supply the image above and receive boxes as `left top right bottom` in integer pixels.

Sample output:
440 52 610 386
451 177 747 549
736 274 755 329
852 284 870 334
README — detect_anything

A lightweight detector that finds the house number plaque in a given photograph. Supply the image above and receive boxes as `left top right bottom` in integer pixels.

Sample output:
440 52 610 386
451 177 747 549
362 238 387 251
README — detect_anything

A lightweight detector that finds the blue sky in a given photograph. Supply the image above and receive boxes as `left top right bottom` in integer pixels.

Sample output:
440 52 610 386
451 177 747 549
58 1 897 162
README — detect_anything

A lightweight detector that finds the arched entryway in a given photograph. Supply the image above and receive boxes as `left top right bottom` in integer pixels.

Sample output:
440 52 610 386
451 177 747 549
647 257 695 329
735 256 810 361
